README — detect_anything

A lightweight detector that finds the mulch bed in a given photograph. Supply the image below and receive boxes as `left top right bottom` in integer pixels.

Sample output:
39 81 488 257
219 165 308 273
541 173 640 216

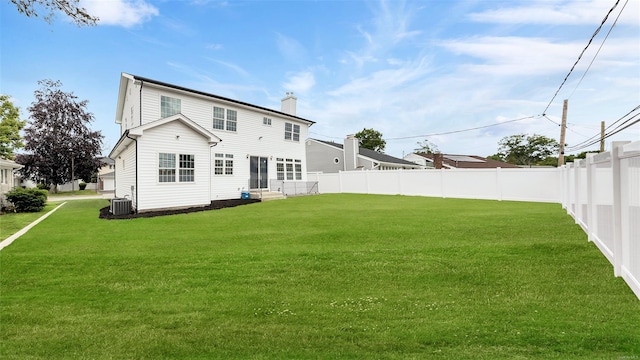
99 198 261 220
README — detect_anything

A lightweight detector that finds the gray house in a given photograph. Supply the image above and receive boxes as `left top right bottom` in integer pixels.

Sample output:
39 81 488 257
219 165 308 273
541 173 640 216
306 135 423 173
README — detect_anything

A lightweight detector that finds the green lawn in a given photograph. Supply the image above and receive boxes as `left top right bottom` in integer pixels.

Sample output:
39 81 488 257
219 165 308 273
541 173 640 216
1 194 639 359
0 202 63 241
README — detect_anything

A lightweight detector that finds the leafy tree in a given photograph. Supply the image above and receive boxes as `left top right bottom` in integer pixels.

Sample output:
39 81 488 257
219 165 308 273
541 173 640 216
0 95 26 160
414 139 439 154
495 133 559 167
355 128 386 152
16 80 103 191
9 0 98 26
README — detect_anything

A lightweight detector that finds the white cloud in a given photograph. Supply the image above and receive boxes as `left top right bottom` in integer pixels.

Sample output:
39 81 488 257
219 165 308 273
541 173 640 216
82 0 159 27
206 43 223 50
469 0 639 26
282 71 315 94
276 33 307 64
206 58 250 78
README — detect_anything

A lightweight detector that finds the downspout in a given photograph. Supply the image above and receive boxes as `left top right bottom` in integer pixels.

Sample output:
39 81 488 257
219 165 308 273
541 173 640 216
125 132 139 213
139 79 144 127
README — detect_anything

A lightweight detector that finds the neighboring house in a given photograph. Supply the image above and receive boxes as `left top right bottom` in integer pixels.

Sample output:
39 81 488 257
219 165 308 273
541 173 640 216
97 156 115 192
306 135 423 173
404 152 520 169
109 73 315 212
0 158 23 208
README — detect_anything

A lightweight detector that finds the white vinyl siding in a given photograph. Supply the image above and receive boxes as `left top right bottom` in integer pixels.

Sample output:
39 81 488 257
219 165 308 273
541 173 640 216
136 81 310 202
136 121 210 211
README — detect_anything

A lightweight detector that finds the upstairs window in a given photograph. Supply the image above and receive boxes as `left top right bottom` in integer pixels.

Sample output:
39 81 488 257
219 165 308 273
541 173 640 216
226 110 237 132
284 122 300 142
263 117 272 126
213 107 225 130
212 106 237 132
161 96 181 118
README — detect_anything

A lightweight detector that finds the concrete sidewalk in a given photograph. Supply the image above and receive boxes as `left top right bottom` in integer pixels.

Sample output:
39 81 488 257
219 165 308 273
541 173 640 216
48 192 114 202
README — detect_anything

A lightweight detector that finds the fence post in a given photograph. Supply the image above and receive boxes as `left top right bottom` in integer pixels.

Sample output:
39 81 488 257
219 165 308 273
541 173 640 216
496 167 502 201
586 154 595 242
574 159 582 226
611 141 630 277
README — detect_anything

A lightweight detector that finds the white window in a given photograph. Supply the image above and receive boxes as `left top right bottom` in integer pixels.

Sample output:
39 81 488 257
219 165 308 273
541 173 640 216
159 153 176 182
159 153 194 182
295 159 302 180
263 117 272 126
284 122 300 141
214 153 234 175
179 154 195 182
226 110 237 132
276 158 302 181
161 96 181 118
1 169 8 184
213 107 225 130
212 106 237 132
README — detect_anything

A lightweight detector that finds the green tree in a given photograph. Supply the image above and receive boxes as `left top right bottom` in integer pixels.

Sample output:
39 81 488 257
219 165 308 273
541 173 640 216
496 134 559 167
355 128 386 152
9 0 98 26
0 95 27 160
16 80 103 191
414 139 439 154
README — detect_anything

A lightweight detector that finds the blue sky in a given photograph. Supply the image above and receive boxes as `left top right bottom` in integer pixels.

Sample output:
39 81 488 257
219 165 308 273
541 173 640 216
1 0 638 158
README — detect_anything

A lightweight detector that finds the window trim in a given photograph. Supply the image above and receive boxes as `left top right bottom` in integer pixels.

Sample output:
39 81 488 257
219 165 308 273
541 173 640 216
158 152 195 183
161 95 181 118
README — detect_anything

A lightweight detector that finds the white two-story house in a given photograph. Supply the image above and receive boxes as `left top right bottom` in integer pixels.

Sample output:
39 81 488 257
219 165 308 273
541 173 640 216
109 73 314 212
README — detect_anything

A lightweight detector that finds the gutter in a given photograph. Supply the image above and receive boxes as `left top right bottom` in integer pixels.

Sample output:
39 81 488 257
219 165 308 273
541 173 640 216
124 132 139 213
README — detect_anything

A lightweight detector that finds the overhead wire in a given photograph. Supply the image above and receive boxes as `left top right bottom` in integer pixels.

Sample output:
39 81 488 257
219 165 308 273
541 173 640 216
564 104 640 151
541 0 621 116
567 0 629 99
384 115 538 141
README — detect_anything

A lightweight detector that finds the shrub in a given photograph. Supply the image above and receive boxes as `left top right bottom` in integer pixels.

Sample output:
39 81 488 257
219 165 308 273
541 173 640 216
79 182 87 190
36 183 50 191
5 187 48 213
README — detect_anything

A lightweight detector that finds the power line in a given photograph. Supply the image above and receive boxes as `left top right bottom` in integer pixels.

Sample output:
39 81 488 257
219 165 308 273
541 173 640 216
385 115 537 141
565 104 640 152
541 0 621 116
567 0 629 99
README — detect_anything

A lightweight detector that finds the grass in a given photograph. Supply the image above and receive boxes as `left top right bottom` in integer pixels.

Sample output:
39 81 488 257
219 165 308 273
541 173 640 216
1 194 639 359
0 201 63 241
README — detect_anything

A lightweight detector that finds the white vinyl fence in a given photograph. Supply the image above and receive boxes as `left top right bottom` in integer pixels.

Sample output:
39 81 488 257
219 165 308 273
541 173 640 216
308 140 640 299
308 167 561 203
562 141 640 300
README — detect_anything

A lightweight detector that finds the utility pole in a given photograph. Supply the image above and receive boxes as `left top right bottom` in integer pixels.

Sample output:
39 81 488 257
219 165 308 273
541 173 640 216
600 121 605 152
558 99 568 167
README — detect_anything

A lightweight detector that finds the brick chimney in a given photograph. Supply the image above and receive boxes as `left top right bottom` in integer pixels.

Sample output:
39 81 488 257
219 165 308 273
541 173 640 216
281 92 297 116
433 152 443 169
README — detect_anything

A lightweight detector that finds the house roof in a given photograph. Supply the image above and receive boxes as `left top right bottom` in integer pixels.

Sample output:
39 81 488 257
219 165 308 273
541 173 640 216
116 72 315 126
312 139 421 167
415 153 520 169
0 158 23 170
109 113 222 158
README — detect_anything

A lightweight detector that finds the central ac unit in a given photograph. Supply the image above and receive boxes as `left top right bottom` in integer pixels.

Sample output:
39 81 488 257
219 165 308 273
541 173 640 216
110 198 132 215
